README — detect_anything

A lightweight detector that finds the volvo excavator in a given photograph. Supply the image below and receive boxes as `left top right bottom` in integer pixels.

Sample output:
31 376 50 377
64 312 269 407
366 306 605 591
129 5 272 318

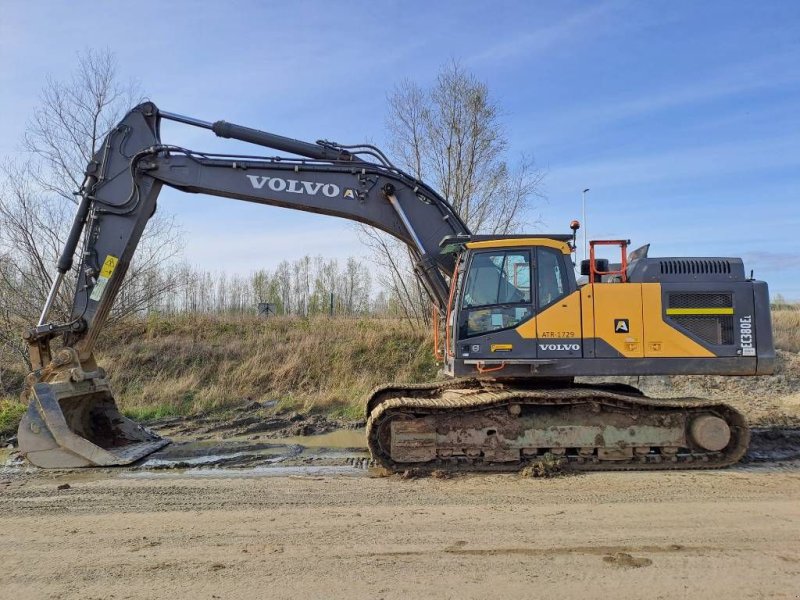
18 102 775 471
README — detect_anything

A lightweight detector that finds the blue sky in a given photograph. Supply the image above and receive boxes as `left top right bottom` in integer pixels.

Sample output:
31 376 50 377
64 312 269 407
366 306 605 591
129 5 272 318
1 1 799 298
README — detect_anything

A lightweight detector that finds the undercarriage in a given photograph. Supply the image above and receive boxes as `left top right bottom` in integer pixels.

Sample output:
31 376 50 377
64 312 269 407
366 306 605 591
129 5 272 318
366 379 749 472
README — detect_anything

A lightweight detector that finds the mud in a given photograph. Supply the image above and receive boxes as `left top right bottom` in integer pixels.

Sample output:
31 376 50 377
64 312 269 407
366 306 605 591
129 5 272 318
4 398 800 481
123 465 366 479
147 402 362 442
603 552 653 568
3 361 799 598
127 386 800 478
745 427 800 462
2 392 800 599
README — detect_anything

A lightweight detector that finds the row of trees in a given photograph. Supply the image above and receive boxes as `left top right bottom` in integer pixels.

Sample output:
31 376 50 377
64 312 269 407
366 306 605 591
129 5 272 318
139 256 380 316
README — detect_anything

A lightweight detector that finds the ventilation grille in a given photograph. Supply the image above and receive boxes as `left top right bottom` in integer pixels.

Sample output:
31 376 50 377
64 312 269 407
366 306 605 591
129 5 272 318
668 293 733 309
659 259 732 275
671 315 734 345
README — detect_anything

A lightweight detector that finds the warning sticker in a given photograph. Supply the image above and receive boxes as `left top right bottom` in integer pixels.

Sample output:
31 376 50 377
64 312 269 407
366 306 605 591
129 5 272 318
614 318 630 333
99 255 119 278
89 255 119 302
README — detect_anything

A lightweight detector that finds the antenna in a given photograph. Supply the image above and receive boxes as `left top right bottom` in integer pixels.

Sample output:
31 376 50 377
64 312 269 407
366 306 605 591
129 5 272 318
582 188 590 263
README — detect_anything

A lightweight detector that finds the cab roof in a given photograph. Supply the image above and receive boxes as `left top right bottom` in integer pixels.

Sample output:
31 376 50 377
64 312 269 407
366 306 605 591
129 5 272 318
440 234 574 255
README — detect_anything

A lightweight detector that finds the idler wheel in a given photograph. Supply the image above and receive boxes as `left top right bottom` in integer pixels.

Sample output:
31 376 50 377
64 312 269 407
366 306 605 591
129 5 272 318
690 415 731 451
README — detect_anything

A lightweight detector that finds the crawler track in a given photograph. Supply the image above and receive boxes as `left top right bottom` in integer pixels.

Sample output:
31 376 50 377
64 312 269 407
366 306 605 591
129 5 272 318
365 379 749 473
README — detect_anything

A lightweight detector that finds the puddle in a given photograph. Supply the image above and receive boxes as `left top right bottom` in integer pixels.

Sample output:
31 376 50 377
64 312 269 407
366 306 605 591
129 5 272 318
140 451 253 468
122 465 366 479
1 448 29 474
268 428 367 449
128 429 369 474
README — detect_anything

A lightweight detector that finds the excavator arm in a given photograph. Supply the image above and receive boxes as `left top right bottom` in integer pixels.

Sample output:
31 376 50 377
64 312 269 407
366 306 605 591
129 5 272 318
19 101 469 468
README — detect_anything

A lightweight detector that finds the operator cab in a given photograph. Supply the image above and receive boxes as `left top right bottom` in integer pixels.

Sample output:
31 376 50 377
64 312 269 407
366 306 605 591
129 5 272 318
439 234 581 377
456 236 577 339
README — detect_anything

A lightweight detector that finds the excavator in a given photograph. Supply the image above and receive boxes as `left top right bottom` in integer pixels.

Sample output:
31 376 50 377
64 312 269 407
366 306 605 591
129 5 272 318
18 102 775 471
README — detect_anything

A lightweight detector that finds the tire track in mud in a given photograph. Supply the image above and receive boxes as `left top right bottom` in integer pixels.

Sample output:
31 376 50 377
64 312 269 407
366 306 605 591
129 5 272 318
738 427 800 472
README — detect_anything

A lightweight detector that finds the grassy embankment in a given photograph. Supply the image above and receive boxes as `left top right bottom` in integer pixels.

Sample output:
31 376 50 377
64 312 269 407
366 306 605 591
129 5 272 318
0 315 437 436
105 314 438 421
1 306 798 437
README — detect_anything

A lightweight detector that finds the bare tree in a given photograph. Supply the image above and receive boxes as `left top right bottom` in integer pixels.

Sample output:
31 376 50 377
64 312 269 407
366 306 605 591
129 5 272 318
23 49 140 204
0 49 182 370
363 61 545 325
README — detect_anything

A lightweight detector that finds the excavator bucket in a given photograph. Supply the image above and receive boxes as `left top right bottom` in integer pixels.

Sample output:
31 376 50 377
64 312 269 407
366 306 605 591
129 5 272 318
18 382 168 469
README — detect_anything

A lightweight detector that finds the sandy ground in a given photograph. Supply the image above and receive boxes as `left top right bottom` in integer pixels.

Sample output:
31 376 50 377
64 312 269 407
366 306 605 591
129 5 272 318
1 464 799 600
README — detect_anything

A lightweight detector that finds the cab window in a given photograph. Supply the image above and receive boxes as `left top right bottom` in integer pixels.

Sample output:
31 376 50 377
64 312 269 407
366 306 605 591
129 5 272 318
536 247 567 309
460 251 532 337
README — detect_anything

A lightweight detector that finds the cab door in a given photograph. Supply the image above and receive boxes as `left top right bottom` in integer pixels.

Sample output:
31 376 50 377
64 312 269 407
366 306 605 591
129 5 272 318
532 246 583 359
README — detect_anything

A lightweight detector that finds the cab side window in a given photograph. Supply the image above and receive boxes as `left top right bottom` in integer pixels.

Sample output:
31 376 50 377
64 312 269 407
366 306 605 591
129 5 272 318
536 247 567 309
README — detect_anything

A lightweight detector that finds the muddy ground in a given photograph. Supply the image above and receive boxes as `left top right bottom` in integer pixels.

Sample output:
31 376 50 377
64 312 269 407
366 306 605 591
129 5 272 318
2 369 800 599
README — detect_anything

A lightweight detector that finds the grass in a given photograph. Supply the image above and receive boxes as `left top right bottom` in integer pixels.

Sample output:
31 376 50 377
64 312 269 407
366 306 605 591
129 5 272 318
0 397 26 438
97 314 438 419
772 306 800 353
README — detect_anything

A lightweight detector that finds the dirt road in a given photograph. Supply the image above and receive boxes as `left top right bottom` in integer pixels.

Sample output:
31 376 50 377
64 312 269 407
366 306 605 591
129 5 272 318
2 463 799 600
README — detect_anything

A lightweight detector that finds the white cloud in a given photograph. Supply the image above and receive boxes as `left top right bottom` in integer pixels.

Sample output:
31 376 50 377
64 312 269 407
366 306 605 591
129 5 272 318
468 2 620 65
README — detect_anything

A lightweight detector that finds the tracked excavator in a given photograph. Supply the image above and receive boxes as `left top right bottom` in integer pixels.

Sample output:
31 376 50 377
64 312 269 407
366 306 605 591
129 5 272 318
18 102 775 471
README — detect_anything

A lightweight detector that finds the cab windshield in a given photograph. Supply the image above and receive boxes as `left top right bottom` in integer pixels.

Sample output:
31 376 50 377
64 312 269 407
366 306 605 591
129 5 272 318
462 251 531 308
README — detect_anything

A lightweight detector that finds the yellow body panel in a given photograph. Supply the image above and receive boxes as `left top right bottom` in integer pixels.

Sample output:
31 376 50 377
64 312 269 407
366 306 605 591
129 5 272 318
512 282 717 359
580 286 595 341
466 238 572 254
589 284 645 357
642 284 716 357
515 315 537 338
534 291 581 339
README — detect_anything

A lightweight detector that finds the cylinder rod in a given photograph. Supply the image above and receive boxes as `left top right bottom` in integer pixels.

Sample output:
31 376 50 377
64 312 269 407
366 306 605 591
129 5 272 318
211 120 355 161
38 272 64 326
386 194 425 254
159 110 213 130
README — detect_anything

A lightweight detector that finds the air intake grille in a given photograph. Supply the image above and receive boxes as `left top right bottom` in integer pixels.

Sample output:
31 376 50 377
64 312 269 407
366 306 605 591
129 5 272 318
671 315 734 345
659 259 732 275
668 293 733 309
